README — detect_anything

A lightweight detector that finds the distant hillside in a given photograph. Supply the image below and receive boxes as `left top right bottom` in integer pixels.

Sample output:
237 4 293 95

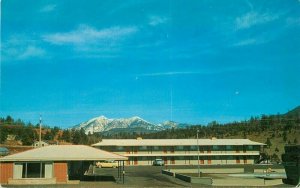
285 106 300 118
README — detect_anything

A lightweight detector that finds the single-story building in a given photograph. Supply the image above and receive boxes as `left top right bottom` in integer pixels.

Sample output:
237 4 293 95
32 140 59 148
0 145 127 185
32 141 49 148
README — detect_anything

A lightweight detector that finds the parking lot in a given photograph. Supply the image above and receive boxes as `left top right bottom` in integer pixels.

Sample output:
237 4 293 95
3 164 290 188
3 166 193 188
89 165 198 187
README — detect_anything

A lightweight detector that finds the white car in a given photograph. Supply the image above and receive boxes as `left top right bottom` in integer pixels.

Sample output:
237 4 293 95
153 159 164 166
96 160 118 168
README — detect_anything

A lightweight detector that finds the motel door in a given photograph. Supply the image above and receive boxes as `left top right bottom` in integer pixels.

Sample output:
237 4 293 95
200 159 204 164
134 157 138 165
163 147 167 154
207 157 212 164
163 157 168 164
207 146 211 153
170 147 175 153
243 156 247 164
171 157 175 164
126 147 131 154
243 146 246 153
236 156 240 164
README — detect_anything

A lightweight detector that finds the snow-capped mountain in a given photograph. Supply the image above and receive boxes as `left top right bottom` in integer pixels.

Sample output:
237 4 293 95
73 116 167 134
73 116 113 134
159 120 190 129
108 116 159 131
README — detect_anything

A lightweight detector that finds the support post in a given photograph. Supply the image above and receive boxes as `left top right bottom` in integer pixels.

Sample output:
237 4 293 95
122 161 125 184
117 161 120 179
197 129 200 177
39 115 42 147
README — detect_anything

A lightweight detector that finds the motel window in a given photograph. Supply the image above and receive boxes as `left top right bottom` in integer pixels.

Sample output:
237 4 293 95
176 156 185 160
176 146 184 151
207 146 212 151
199 146 205 152
235 146 243 152
247 145 253 150
212 145 219 150
137 156 147 161
184 156 191 160
14 162 53 179
139 146 147 151
226 145 233 150
153 146 161 151
105 146 115 151
219 146 225 150
190 146 197 151
116 146 124 151
184 146 190 150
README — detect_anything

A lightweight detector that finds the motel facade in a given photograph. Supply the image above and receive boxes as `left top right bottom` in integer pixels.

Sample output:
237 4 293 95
92 138 265 166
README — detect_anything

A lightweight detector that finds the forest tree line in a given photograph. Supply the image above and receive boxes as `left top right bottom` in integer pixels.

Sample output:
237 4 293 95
1 107 299 148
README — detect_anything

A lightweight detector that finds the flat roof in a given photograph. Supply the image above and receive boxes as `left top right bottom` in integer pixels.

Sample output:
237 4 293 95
0 145 127 162
92 139 265 147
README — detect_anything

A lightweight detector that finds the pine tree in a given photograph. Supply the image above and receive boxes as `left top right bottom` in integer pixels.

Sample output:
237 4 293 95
61 130 71 142
0 127 8 143
265 138 272 148
283 131 287 142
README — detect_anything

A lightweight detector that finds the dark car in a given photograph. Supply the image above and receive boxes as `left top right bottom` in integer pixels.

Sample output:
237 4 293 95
153 159 164 166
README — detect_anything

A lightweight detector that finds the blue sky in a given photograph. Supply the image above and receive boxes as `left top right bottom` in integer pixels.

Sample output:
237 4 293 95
1 0 300 128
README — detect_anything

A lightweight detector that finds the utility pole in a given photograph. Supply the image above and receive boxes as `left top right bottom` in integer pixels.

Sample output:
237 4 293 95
93 124 95 144
39 115 42 147
197 129 200 177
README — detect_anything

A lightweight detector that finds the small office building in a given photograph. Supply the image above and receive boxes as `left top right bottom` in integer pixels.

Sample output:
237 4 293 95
0 145 127 185
92 138 264 166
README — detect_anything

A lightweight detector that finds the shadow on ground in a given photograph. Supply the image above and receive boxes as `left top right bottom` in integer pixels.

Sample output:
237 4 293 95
82 175 116 182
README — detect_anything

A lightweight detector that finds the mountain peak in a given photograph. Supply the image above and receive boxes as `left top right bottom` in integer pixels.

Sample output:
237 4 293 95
96 115 108 119
132 116 141 119
73 116 190 134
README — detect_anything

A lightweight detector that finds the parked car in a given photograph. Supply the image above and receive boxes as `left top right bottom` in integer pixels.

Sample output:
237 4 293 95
153 159 164 166
96 160 118 168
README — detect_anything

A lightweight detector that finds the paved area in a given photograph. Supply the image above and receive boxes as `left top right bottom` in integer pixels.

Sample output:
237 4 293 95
3 166 194 188
1 165 292 188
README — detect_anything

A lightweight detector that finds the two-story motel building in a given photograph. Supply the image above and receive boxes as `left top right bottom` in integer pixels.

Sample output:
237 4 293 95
92 138 264 166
